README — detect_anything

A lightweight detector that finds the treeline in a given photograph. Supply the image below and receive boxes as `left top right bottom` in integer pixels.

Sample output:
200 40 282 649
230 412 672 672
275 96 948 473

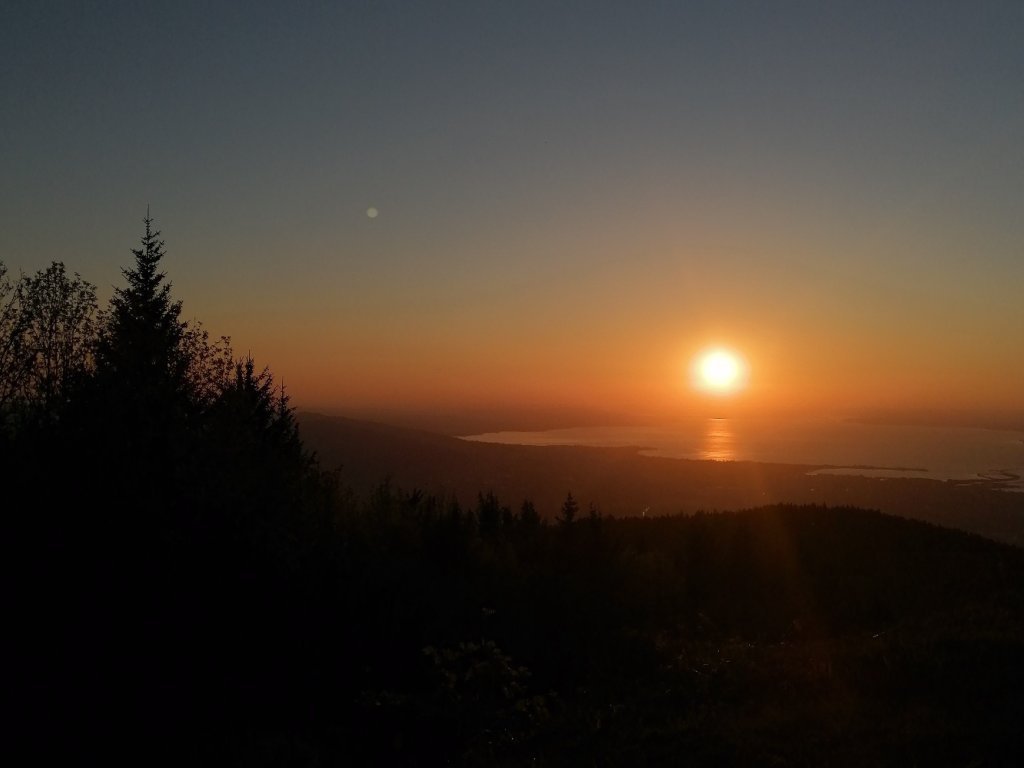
5 219 1024 765
331 488 1024 766
4 217 336 763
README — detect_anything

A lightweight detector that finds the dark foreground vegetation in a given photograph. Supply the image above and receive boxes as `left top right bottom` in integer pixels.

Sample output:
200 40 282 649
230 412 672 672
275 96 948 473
4 219 1024 765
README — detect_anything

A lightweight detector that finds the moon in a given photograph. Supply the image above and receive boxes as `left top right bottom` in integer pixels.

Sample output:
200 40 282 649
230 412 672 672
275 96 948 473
693 348 747 395
366 207 379 219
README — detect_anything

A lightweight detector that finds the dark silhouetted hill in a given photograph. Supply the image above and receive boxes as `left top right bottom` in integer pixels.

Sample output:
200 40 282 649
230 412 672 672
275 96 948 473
299 411 1024 546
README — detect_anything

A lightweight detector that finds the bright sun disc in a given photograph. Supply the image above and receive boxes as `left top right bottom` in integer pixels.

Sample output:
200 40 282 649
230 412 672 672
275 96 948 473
693 349 747 395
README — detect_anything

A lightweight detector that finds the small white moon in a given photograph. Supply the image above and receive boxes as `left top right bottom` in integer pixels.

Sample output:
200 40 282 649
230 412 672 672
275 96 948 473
366 207 379 219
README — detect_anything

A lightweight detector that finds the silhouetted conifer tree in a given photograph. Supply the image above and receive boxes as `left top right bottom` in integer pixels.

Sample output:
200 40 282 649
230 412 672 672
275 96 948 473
447 497 464 525
558 492 579 526
501 503 515 531
207 355 304 469
478 491 502 537
519 499 541 530
198 354 332 565
96 213 188 405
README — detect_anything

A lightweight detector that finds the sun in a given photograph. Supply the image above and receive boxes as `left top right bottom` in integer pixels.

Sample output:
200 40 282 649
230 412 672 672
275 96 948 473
693 348 748 395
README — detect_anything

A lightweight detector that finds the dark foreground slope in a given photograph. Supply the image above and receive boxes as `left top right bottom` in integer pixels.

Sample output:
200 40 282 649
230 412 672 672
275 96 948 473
299 412 1024 546
14 462 1024 764
328 502 1024 767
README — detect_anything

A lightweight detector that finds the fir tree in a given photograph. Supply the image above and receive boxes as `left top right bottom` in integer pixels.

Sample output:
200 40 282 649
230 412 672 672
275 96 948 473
88 212 199 497
477 491 502 537
558 492 579 526
96 212 188 400
518 499 541 530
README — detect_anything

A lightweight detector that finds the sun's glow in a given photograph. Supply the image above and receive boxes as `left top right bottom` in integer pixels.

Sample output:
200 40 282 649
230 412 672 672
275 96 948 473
693 348 748 395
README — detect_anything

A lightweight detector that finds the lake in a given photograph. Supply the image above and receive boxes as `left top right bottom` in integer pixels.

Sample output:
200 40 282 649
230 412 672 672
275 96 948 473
463 418 1024 491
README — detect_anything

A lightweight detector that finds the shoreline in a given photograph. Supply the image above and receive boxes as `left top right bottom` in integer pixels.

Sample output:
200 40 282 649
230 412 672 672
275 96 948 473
461 424 1024 493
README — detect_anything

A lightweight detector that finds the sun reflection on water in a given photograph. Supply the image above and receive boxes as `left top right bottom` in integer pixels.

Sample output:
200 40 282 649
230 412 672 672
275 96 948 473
701 418 735 461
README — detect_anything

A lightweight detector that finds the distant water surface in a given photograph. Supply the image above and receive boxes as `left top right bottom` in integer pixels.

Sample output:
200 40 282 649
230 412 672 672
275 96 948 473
462 418 1024 491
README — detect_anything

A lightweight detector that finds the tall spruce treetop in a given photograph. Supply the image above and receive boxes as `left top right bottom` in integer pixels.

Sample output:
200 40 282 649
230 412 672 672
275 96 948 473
97 213 187 397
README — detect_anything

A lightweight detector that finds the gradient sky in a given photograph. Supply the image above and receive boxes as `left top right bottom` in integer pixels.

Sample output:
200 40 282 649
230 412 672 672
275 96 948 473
3 1 1022 417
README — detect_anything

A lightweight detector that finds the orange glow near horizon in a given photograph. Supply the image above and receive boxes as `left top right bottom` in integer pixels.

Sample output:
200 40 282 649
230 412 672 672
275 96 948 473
6 4 1024 428
229 310 1024 422
194 226 1024 422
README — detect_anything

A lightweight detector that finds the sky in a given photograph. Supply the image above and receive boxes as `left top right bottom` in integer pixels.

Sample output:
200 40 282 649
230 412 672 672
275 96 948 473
2 1 1022 420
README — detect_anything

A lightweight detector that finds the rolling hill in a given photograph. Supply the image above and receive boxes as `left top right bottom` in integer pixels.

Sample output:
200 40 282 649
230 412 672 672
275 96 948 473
298 412 1024 546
